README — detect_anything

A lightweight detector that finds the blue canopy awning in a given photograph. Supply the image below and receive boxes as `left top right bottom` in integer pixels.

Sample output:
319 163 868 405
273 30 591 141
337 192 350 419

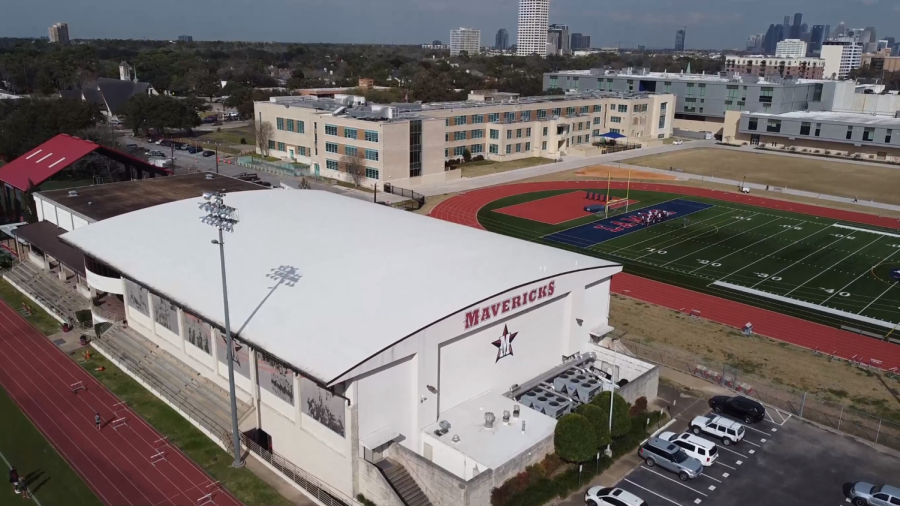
599 132 626 139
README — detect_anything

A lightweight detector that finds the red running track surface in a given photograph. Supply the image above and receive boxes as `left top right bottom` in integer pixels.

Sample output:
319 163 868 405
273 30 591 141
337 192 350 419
430 181 900 371
494 190 597 224
0 301 243 506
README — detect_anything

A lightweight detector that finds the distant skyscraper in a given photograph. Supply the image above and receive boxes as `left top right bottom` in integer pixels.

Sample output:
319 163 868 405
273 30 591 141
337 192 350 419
571 33 591 50
48 22 70 44
450 28 481 56
809 25 827 56
776 39 807 57
831 22 846 38
547 24 570 55
432 40 443 45
763 23 785 54
495 29 510 50
177 35 193 43
791 13 803 38
674 28 686 51
517 0 550 56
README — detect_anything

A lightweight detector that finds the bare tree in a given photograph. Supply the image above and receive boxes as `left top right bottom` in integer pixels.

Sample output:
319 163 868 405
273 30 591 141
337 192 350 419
341 153 366 187
254 120 274 157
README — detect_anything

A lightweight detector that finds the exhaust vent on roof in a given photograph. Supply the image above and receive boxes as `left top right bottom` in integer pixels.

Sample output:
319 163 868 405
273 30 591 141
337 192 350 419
484 412 495 428
205 173 215 180
68 190 78 197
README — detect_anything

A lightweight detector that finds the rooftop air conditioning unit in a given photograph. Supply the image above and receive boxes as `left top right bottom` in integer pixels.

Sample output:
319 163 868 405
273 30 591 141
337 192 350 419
68 190 78 197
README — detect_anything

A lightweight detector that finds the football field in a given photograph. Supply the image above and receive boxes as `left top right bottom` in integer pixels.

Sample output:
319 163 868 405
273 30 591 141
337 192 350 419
478 189 900 337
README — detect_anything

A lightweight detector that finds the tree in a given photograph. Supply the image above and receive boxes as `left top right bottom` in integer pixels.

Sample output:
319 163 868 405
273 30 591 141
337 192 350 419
554 413 598 463
574 403 611 449
0 97 102 161
591 391 631 438
341 153 366 187
255 120 274 156
462 148 472 163
120 94 201 136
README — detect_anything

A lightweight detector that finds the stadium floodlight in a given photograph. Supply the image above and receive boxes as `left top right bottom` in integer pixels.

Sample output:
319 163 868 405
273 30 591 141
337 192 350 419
199 191 244 468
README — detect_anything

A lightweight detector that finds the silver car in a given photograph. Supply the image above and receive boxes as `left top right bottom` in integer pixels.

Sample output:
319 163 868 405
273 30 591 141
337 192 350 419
638 437 704 481
849 482 900 506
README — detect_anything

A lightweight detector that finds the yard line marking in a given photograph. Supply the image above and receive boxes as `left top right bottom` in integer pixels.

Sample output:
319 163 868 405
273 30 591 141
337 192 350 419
662 216 782 267
690 219 805 274
717 446 750 459
859 282 897 315
634 211 749 260
750 233 849 289
701 474 722 483
783 234 883 296
0 448 43 506
715 224 832 283
622 479 684 506
824 247 900 304
716 462 736 470
639 466 708 497
833 223 900 238
609 206 733 253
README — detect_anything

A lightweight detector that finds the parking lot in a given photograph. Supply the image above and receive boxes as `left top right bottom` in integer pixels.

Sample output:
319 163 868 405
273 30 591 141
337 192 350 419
615 387 900 506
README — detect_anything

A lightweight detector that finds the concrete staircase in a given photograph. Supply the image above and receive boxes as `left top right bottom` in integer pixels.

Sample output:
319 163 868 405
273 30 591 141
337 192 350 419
376 459 433 506
3 261 90 322
93 324 253 436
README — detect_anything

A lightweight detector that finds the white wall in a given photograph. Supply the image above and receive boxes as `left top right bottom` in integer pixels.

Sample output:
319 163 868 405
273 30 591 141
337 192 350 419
86 270 124 295
357 355 415 442
421 432 487 481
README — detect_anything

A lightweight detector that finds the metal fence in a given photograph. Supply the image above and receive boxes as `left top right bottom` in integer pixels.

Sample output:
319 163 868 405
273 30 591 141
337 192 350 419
383 183 425 210
619 336 900 453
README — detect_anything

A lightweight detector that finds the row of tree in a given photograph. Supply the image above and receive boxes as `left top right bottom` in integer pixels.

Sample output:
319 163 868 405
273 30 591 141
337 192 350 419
0 98 102 161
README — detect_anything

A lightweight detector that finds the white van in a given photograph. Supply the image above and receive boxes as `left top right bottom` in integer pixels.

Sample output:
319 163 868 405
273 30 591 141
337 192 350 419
659 431 719 466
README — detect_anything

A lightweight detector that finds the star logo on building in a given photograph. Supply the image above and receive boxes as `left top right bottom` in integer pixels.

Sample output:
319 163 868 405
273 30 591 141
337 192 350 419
492 325 518 363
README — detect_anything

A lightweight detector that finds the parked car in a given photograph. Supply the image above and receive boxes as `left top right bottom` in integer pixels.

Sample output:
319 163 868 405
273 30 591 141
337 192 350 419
690 415 745 446
849 483 900 506
187 146 201 154
585 486 647 506
154 139 165 145
171 142 184 149
125 143 138 150
638 437 703 481
659 431 719 467
672 139 684 145
147 150 166 158
202 150 215 157
236 172 260 182
202 115 217 123
709 395 766 424
255 181 272 187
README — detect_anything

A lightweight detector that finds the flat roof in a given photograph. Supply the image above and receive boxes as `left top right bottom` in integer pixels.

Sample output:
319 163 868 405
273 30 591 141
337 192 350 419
423 391 557 471
745 110 900 127
13 221 85 276
37 172 264 222
61 190 618 384
548 69 828 84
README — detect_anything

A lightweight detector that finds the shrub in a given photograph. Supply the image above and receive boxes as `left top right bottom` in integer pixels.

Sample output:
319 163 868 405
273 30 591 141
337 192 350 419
356 494 378 506
473 154 485 161
554 413 598 463
240 137 247 144
824 150 831 155
590 391 631 437
216 127 221 132
574 403 611 448
634 396 648 413
540 453 564 476
463 149 472 162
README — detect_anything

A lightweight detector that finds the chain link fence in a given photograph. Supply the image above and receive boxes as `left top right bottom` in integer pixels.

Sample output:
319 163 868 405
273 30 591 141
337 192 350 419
619 336 900 453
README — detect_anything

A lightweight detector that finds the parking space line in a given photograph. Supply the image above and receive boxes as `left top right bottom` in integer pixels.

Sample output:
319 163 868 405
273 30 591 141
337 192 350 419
715 462 736 470
742 440 761 447
639 467 708 497
623 479 684 506
741 425 770 435
700 474 722 483
718 446 749 459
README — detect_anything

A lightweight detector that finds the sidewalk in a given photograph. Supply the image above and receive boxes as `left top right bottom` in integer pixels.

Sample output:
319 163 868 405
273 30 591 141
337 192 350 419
554 374 712 506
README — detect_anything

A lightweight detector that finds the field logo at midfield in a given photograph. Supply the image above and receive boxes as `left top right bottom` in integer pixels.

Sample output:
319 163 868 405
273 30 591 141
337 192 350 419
892 268 900 281
594 209 676 233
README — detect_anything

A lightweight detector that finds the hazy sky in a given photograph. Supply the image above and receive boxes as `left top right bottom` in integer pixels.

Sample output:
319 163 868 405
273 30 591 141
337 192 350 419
2 0 896 49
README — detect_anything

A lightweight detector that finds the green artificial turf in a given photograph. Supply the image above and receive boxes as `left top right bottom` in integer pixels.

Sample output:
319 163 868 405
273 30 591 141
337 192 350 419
479 189 900 337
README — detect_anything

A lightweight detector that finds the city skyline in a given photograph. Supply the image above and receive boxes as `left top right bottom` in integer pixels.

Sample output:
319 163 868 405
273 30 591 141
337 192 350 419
1 0 896 50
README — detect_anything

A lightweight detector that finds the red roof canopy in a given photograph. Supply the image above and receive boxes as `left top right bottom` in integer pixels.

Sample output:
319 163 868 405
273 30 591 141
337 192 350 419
0 134 169 192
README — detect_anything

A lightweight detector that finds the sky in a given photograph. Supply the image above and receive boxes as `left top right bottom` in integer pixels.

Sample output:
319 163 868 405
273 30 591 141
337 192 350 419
1 0 897 49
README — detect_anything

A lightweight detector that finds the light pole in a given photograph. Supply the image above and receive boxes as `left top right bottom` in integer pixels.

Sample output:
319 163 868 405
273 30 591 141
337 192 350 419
199 191 244 468
604 337 620 458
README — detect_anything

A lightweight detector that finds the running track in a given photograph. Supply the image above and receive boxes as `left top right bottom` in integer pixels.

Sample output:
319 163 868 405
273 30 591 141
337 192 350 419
0 300 243 506
430 182 900 371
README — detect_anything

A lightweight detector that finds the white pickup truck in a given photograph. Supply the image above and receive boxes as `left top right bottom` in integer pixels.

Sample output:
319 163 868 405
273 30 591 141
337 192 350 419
690 415 745 446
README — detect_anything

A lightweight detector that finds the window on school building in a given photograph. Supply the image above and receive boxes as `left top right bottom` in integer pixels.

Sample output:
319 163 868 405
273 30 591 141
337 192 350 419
506 145 512 154
522 111 531 121
610 116 622 123
276 118 284 130
454 131 466 141
516 129 522 138
549 76 558 88
617 104 627 113
515 143 522 152
507 130 513 139
455 115 467 125
471 144 483 153
365 148 379 161
610 128 621 134
298 146 308 156
473 115 484 124
268 140 275 149
365 130 379 142
344 128 357 139
505 112 516 123
326 159 338 170
325 124 338 135
538 109 547 119
454 146 466 156
326 142 338 153
296 121 305 133
472 129 484 139
366 167 379 179
580 106 589 114
526 128 532 137
525 142 531 151
553 108 561 117
488 113 500 122
542 141 547 150
593 117 602 125
543 127 548 136
490 129 499 139
286 119 294 132
345 145 358 157
593 105 601 113
566 106 576 116
277 142 285 151
800 122 811 135
490 144 499 154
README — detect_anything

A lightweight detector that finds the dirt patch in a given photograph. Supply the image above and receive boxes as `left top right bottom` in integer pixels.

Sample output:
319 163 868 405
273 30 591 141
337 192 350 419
575 165 678 180
621 148 900 205
609 294 900 422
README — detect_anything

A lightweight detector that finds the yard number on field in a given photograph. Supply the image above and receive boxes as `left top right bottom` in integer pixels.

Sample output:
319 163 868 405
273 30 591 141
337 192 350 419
755 273 783 281
697 259 722 267
780 225 803 230
820 288 851 297
734 216 753 221
831 234 856 240
646 248 668 254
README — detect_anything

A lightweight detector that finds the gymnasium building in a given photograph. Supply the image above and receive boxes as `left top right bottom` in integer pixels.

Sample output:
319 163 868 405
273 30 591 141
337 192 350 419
46 188 659 506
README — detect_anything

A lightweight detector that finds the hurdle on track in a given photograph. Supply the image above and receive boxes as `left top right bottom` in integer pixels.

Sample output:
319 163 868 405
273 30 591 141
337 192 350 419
111 417 128 431
150 449 167 466
154 437 170 449
197 482 221 506
70 381 85 393
112 401 126 412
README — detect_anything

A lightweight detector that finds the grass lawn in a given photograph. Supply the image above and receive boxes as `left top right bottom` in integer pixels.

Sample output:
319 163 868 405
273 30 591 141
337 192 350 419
479 188 900 336
0 385 102 506
0 280 61 335
79 354 293 506
459 157 554 178
622 148 900 205
197 127 253 147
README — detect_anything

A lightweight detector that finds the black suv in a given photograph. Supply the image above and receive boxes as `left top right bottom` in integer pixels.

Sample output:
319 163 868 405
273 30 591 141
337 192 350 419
708 395 765 423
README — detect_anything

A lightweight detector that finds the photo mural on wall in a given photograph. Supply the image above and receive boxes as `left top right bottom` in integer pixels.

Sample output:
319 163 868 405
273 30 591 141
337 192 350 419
152 294 180 334
124 278 150 316
300 377 345 437
183 312 211 354
216 332 250 378
257 351 295 405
